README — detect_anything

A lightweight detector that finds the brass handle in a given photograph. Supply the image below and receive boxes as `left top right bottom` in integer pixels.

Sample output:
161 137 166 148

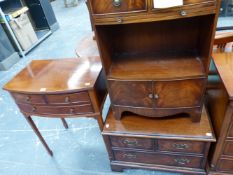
123 140 138 146
148 93 154 99
116 17 123 23
174 158 190 165
26 96 31 102
123 153 137 159
113 0 121 7
180 10 187 16
154 94 159 99
70 108 75 114
32 107 37 112
65 96 70 103
173 143 189 150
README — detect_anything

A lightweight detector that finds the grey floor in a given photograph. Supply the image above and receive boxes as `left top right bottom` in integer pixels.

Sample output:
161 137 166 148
0 0 232 175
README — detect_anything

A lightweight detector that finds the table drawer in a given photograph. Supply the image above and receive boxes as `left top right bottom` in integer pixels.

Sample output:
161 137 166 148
18 104 94 116
46 92 90 105
217 158 233 172
223 141 233 156
90 0 147 15
12 93 45 104
110 136 153 150
114 150 203 169
158 140 205 154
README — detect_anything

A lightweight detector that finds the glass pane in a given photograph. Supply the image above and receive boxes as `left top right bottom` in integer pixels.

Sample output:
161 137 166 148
217 0 233 29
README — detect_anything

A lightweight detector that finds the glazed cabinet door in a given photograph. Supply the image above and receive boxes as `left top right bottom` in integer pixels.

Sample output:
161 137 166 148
154 79 205 108
108 80 153 107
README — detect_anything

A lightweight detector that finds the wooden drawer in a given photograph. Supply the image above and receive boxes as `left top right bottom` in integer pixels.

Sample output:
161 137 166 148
46 92 90 105
114 150 203 169
12 93 45 104
18 103 94 116
223 141 233 156
110 136 153 150
154 79 205 108
158 140 205 154
227 123 233 138
217 158 233 172
90 0 147 15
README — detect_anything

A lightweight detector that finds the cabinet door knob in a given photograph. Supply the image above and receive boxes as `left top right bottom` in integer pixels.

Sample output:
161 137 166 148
148 93 154 99
180 10 187 16
174 158 190 165
173 143 189 150
113 0 121 7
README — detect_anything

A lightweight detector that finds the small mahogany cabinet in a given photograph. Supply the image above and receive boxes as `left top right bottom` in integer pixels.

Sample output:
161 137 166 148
87 0 221 122
103 108 215 174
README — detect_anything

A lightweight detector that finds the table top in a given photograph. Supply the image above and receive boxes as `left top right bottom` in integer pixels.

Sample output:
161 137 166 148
103 107 215 142
3 57 102 94
213 52 233 100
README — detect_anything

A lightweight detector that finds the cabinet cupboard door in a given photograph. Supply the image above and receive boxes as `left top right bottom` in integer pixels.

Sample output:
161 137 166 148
154 79 205 108
108 81 153 107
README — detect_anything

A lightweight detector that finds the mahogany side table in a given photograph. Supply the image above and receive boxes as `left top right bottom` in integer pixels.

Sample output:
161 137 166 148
3 57 107 156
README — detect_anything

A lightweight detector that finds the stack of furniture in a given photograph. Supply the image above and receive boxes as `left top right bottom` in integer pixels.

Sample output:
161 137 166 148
87 0 221 174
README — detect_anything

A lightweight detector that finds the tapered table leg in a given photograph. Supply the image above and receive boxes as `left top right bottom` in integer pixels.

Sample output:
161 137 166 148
23 114 53 156
61 118 69 129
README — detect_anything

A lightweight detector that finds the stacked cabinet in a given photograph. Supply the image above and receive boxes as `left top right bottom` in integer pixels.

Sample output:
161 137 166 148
87 0 221 122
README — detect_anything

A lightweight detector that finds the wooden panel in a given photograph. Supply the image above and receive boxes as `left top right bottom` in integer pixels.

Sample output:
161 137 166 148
227 123 233 138
90 0 147 15
217 158 233 172
158 140 205 154
46 92 90 104
114 150 203 169
12 93 45 104
223 141 233 156
154 79 205 108
18 104 94 116
110 136 153 150
108 80 153 107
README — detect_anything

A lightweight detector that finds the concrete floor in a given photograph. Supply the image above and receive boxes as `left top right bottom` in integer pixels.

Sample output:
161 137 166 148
0 0 179 175
0 0 232 175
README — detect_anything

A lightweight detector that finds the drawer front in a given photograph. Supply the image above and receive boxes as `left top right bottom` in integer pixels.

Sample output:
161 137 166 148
217 158 233 172
110 136 153 150
223 141 233 156
90 0 147 15
46 92 90 105
227 123 233 138
154 79 205 108
158 140 205 154
18 104 94 115
108 81 153 108
114 150 203 169
12 93 45 104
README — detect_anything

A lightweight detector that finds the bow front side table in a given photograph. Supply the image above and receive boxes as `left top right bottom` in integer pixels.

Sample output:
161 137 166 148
3 57 107 156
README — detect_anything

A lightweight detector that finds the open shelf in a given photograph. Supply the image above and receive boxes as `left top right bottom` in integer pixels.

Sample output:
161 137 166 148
108 52 205 80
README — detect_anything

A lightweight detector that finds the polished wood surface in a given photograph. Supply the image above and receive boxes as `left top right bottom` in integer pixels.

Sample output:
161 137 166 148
3 58 107 156
103 107 215 174
3 57 102 94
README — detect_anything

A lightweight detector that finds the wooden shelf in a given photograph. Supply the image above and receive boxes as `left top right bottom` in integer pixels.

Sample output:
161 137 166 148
108 52 205 80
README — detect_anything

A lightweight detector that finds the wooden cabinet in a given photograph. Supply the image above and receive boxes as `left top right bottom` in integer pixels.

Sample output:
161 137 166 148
206 52 233 175
102 107 215 174
87 0 221 122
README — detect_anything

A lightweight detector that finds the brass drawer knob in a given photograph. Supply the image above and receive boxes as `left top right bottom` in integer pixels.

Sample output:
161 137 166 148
70 108 75 114
123 139 138 146
148 93 154 99
173 143 189 150
154 94 159 99
180 10 187 16
123 153 137 159
174 158 190 165
26 96 31 102
65 96 70 103
116 17 123 23
32 107 37 112
113 0 121 7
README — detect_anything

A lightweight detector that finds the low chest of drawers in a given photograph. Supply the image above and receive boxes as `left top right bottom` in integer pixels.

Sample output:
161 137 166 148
206 52 233 174
102 108 215 174
3 57 107 156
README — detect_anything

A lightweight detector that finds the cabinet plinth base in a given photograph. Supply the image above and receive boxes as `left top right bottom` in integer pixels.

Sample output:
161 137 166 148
112 105 202 122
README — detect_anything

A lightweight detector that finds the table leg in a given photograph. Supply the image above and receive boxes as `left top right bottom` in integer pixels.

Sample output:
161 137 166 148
61 118 69 129
23 114 53 156
96 115 104 131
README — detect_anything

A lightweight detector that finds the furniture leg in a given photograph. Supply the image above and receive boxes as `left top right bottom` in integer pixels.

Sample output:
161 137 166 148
61 118 69 129
23 114 53 156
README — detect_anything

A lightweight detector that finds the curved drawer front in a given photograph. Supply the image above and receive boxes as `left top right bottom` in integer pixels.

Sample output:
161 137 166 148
114 150 203 168
91 0 147 15
18 103 94 116
46 92 90 105
110 136 153 150
158 140 205 154
12 93 45 104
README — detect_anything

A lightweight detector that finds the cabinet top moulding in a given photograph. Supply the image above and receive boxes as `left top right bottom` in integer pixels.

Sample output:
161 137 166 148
88 0 218 25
